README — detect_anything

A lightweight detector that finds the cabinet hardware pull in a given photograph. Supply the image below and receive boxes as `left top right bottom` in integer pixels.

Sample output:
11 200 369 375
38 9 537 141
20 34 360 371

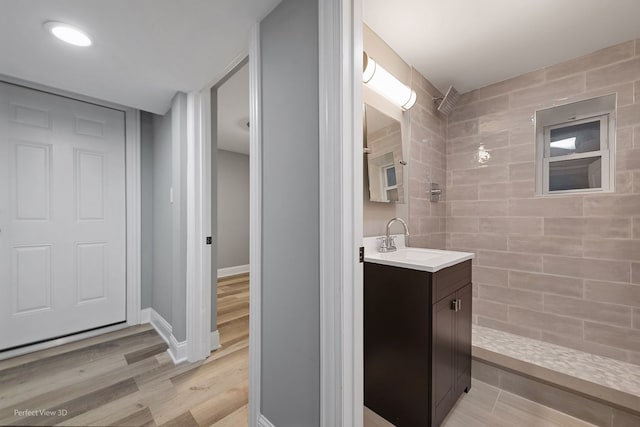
457 299 462 312
451 299 458 311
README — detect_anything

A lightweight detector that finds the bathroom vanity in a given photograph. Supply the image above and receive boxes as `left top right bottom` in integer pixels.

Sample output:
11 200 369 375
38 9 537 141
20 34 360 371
364 239 474 427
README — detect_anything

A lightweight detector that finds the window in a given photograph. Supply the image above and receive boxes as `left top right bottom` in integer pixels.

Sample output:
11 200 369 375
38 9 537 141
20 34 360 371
382 164 398 202
384 165 397 188
535 95 616 195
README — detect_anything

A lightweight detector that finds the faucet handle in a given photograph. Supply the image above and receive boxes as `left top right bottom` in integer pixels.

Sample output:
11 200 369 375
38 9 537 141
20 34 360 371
387 236 397 250
377 236 390 252
377 235 399 252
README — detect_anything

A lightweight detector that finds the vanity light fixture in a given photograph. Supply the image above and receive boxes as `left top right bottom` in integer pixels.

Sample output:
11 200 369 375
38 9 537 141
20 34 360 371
44 21 92 47
363 52 416 111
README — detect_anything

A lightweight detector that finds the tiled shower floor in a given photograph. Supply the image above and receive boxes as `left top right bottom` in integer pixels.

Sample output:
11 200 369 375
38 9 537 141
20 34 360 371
473 325 640 397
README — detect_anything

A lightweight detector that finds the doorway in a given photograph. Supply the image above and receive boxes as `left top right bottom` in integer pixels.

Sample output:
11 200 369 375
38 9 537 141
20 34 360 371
211 60 251 353
0 81 128 352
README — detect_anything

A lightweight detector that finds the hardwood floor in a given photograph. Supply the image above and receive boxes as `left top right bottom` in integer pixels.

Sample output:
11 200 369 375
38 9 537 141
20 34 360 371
1 272 597 427
0 273 250 427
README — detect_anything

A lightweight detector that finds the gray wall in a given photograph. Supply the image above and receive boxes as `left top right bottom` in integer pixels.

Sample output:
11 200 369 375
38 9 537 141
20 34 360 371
140 111 154 309
147 93 188 342
217 150 250 269
260 0 320 425
151 108 173 324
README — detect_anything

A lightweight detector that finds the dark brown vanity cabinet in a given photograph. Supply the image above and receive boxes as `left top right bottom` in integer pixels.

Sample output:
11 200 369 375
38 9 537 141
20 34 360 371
364 260 472 427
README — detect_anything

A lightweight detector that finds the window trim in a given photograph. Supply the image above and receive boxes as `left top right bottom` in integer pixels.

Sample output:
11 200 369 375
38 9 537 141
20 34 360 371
535 105 616 196
382 164 397 190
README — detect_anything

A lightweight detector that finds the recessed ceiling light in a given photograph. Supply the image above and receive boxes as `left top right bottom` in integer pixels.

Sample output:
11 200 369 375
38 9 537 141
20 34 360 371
44 21 92 47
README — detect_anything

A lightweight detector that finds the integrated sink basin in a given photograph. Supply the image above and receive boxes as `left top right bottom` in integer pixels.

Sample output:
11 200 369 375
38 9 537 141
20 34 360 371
379 248 442 262
363 235 474 272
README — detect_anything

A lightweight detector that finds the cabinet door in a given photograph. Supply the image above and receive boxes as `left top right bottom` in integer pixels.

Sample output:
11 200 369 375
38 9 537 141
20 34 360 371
365 262 431 426
432 295 456 427
455 283 472 394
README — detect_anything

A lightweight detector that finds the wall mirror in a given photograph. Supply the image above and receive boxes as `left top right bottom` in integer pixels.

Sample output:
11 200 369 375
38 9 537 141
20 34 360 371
364 103 406 203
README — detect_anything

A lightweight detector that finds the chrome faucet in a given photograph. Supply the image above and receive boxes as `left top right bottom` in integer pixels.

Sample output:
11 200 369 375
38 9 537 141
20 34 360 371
379 217 410 252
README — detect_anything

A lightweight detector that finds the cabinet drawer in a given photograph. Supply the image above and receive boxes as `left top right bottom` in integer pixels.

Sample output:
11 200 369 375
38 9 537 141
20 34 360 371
432 260 471 304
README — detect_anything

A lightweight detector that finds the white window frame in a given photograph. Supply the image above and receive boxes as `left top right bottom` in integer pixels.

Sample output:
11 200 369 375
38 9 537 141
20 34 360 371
536 108 616 196
380 163 398 202
382 164 397 190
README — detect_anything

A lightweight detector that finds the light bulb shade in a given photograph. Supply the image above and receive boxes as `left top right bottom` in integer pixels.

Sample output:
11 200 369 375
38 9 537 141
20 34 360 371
362 52 417 111
363 53 376 83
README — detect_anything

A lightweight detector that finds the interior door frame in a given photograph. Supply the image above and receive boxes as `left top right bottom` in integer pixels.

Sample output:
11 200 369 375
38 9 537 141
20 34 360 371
0 75 141 355
247 23 262 427
186 50 248 362
185 87 210 362
318 0 363 426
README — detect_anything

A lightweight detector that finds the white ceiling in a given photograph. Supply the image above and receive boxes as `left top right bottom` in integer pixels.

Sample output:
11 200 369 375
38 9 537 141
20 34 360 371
0 0 281 114
5 1 638 116
217 63 249 155
364 0 640 95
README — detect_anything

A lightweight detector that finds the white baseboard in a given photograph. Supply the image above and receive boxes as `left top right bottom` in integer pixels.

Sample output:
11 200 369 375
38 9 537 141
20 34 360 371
149 309 172 344
146 308 188 364
211 330 221 351
218 264 250 278
139 307 151 324
258 414 275 427
168 334 188 364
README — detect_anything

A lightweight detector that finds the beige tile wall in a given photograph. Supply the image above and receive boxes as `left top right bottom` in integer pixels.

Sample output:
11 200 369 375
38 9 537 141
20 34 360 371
444 39 640 365
407 68 447 249
363 24 412 237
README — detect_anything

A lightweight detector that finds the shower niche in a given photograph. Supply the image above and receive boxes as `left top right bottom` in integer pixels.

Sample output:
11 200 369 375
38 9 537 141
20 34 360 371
364 103 406 203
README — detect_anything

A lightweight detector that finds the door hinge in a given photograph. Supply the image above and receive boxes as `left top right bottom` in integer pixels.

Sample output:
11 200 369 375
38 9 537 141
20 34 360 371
206 236 212 245
359 246 365 263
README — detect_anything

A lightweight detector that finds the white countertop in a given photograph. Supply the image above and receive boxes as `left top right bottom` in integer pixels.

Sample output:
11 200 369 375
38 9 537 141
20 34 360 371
363 235 474 273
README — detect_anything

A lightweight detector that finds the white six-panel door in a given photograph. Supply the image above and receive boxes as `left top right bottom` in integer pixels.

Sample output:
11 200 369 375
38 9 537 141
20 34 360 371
0 82 126 350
